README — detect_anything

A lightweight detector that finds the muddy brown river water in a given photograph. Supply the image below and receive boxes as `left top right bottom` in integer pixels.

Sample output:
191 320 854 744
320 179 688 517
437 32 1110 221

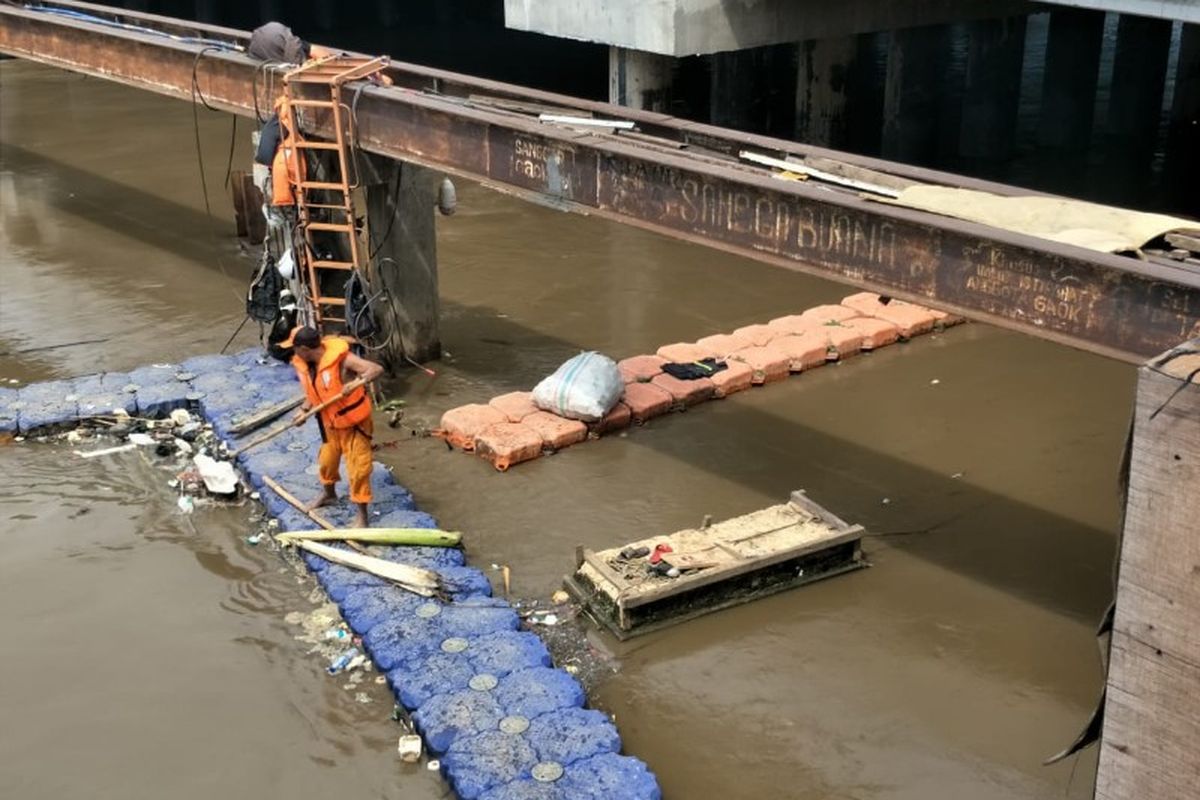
1 61 1134 799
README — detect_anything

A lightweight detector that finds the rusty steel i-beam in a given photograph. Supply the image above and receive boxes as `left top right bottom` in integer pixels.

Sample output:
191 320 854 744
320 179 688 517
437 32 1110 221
2 1 1198 362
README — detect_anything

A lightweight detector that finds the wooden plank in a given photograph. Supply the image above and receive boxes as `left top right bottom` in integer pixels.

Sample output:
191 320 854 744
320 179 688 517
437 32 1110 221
621 527 862 610
581 549 630 593
1096 338 1200 800
1164 230 1200 253
228 395 304 436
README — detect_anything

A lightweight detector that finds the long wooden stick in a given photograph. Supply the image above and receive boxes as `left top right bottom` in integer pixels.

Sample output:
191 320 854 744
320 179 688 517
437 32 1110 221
262 473 369 554
228 395 304 436
231 378 366 456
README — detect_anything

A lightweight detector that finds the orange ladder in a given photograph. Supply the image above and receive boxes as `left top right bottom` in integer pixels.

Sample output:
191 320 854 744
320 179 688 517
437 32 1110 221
280 55 388 332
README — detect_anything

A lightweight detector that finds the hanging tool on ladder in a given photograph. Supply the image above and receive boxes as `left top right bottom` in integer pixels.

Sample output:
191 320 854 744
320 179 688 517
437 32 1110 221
278 55 389 334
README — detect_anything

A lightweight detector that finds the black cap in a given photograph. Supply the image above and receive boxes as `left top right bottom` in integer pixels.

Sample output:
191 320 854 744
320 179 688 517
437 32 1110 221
282 325 321 349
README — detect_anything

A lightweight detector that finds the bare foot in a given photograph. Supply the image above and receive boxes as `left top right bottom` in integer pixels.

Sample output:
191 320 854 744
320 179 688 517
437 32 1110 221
355 504 369 529
306 490 337 512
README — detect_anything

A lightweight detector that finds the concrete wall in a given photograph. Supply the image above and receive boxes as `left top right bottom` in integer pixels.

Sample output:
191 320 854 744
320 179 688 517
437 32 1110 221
1041 0 1200 23
505 0 1030 56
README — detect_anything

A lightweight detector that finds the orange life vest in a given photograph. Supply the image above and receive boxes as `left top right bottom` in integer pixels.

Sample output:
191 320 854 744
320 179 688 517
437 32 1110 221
291 337 372 429
271 95 307 206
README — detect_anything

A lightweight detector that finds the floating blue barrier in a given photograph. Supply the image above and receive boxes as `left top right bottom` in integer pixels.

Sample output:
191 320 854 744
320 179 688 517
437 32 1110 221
11 349 661 800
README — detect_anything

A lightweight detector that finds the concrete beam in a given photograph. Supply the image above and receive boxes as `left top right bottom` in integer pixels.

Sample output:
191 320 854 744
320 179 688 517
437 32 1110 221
1038 0 1200 24
504 0 1031 57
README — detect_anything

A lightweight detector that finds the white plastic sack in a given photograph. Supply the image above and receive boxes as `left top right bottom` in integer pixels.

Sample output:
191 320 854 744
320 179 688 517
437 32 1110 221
531 352 623 422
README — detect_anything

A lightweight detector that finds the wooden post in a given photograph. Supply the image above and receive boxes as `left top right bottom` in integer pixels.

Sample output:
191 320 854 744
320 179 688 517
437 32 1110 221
363 155 441 369
1095 339 1200 800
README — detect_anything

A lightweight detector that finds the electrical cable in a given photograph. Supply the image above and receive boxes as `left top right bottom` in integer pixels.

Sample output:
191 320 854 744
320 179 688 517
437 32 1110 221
22 3 244 50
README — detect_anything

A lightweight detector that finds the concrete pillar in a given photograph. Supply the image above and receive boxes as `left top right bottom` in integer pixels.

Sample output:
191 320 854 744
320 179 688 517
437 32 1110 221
256 0 284 23
844 32 888 156
609 47 674 113
1166 24 1200 215
1038 8 1105 149
1107 14 1173 147
795 36 856 148
959 16 1027 161
882 25 951 164
1095 339 1200 800
709 49 760 131
309 0 335 32
365 158 441 367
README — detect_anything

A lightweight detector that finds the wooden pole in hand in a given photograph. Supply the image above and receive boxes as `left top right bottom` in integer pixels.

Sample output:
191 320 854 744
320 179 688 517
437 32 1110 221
231 378 367 456
262 474 370 553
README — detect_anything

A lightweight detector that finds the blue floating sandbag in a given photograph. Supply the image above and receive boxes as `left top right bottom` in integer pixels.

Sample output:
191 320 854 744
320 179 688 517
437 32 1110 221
231 347 267 367
365 603 519 672
340 585 425 634
478 754 661 800
494 667 585 721
134 381 191 417
100 372 133 392
180 354 237 375
319 564 388 602
443 728 540 800
525 708 620 768
126 364 179 387
375 509 439 530
76 392 137 418
302 551 331 572
376 545 466 570
439 566 493 599
388 631 550 711
17 379 75 405
273 508 311 534
413 684 506 754
72 374 104 395
18 400 79 432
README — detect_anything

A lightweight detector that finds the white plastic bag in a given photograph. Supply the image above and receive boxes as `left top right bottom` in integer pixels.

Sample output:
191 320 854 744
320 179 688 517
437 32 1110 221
531 352 623 422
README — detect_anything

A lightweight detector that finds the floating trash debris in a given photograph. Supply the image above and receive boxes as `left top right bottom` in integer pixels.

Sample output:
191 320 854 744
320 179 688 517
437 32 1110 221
177 495 195 514
397 734 423 762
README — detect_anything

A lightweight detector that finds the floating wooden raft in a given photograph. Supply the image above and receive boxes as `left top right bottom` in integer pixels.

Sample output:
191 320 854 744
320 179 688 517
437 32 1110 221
566 491 866 639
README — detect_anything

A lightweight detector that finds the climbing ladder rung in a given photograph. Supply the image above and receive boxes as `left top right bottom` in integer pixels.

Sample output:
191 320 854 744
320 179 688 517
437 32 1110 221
289 99 336 108
300 181 350 191
304 203 352 211
317 297 347 306
311 260 356 270
294 141 342 150
307 221 355 232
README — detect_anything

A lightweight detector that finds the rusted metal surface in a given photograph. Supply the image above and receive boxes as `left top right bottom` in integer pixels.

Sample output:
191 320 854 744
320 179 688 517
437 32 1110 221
2 1 1199 362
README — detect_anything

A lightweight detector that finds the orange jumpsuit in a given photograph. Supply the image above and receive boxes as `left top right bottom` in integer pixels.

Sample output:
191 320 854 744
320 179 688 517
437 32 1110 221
292 338 373 503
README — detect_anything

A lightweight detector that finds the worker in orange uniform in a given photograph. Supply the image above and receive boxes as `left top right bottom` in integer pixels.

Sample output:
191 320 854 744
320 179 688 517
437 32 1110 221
282 326 384 528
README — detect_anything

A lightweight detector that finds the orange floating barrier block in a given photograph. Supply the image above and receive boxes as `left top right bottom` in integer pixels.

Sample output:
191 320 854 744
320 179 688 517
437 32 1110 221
710 359 754 397
771 332 829 372
622 382 674 422
799 304 859 324
651 373 716 407
841 292 936 338
929 308 966 328
765 314 818 337
730 345 790 384
656 342 712 363
695 332 751 359
618 355 666 384
731 323 779 347
475 422 544 471
815 320 864 360
589 401 632 436
522 411 588 450
489 391 538 422
438 403 508 451
840 317 899 349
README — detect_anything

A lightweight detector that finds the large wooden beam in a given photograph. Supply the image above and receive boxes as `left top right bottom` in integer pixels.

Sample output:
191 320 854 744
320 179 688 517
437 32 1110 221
1096 339 1200 800
1 2 1199 362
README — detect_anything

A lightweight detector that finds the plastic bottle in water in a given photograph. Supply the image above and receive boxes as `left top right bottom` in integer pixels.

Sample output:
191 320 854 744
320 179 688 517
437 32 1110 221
324 627 350 642
327 647 359 675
